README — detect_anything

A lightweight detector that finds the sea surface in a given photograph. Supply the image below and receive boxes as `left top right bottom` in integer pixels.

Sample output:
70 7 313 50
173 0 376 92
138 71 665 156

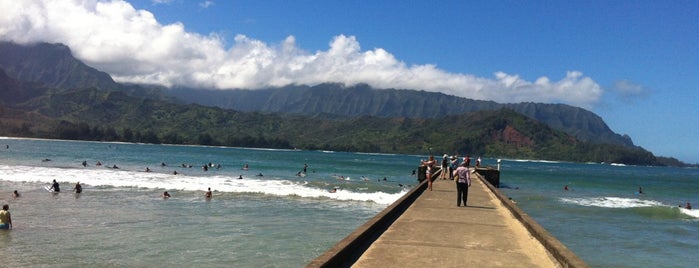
0 138 697 267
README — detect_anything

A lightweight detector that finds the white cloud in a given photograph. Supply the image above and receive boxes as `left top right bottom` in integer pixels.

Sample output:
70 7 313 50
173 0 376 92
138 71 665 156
199 1 214 9
612 79 649 102
151 0 174 5
0 0 603 108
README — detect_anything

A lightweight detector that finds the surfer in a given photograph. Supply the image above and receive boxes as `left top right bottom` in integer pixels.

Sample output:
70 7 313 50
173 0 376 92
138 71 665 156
329 188 337 193
243 163 249 170
73 182 82 194
0 204 11 230
162 191 171 198
82 160 87 167
205 188 212 199
685 202 692 210
564 185 569 191
49 180 60 192
238 175 243 180
638 187 643 194
12 190 19 198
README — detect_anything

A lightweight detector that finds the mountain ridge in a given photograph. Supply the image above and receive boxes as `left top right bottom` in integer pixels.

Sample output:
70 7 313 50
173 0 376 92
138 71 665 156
165 84 634 147
1 41 690 166
0 41 630 148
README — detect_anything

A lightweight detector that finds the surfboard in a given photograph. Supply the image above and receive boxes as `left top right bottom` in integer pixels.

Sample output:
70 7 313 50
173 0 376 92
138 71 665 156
44 186 54 192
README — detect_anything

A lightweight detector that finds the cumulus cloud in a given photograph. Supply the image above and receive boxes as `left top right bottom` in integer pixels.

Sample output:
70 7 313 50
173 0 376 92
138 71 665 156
0 0 603 108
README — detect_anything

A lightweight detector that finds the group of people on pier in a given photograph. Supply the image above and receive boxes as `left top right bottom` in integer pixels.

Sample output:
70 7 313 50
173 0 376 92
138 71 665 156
421 153 475 207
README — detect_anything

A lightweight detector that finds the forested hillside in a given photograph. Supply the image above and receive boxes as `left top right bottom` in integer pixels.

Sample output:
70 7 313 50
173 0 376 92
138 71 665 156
0 41 689 166
165 84 633 147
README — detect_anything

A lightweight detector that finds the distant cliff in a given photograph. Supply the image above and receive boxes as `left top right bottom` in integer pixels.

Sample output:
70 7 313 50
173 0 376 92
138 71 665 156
166 84 634 147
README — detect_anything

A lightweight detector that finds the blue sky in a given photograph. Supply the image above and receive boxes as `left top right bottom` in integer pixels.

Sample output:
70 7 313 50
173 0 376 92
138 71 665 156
1 0 697 163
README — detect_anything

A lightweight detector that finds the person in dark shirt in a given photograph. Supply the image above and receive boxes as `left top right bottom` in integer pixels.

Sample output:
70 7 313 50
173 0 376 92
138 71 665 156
74 182 83 193
50 180 60 192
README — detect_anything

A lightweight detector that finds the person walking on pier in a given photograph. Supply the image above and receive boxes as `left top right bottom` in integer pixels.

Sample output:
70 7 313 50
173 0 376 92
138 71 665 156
440 154 450 180
453 162 472 207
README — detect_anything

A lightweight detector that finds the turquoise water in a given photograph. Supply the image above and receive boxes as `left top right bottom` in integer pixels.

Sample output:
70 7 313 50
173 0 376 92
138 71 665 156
0 138 697 267
499 160 699 267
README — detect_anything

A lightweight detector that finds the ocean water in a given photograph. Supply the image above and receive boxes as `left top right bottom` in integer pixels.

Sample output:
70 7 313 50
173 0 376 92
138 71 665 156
0 138 697 267
499 160 699 268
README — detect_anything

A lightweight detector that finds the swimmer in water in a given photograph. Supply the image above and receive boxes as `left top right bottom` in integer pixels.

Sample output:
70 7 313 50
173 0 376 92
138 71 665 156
49 180 60 192
0 204 12 230
73 182 82 194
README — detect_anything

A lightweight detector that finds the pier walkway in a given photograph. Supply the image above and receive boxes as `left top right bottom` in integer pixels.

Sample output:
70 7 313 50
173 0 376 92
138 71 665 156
309 168 587 267
351 172 558 267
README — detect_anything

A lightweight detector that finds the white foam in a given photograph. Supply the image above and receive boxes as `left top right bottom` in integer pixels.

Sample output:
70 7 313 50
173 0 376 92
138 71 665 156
678 207 699 218
507 158 564 164
560 197 664 208
0 165 406 205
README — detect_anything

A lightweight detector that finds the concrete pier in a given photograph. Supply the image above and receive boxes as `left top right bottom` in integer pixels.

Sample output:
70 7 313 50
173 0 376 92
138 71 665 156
309 169 587 268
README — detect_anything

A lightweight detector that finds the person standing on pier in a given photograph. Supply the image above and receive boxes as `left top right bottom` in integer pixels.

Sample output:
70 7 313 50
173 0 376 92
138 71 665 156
440 154 450 180
449 155 458 180
421 155 436 191
453 162 472 207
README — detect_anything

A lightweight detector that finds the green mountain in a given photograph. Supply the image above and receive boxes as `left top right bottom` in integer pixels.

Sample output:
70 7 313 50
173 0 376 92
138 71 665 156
0 42 118 90
0 81 661 165
0 41 632 147
166 84 633 147
0 41 689 166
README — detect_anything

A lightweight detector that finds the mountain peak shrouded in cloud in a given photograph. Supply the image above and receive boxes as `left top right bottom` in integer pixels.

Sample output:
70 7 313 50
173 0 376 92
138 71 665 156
0 0 602 108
